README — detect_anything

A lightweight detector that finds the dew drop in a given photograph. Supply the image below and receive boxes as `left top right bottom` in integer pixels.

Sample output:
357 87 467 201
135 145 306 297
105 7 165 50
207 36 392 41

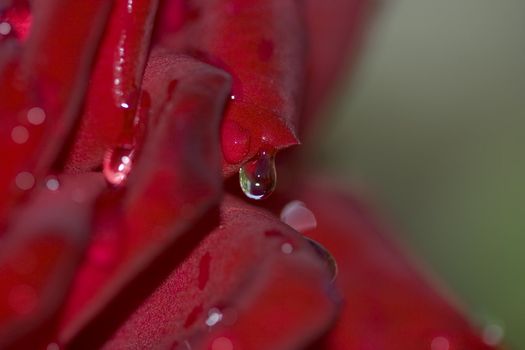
11 125 29 144
430 336 450 350
103 144 135 187
280 200 317 232
205 308 223 327
45 176 60 191
46 342 60 350
304 236 338 282
211 337 233 350
239 149 276 200
15 171 35 191
482 323 504 346
27 107 46 125
281 242 294 254
0 22 12 36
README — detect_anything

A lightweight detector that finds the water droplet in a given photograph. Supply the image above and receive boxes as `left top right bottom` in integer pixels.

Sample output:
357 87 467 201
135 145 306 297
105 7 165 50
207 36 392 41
221 120 250 164
11 125 29 144
205 308 223 327
15 171 35 190
27 107 46 125
239 149 276 200
431 336 450 350
0 22 12 36
46 342 60 350
482 323 504 346
280 200 317 232
211 337 233 350
103 145 135 187
281 242 294 254
45 176 60 191
304 237 338 282
198 253 211 290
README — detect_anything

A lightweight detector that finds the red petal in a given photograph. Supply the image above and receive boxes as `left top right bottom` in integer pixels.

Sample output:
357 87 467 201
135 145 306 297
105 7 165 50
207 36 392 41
97 196 337 349
58 53 230 346
64 0 160 174
157 0 304 174
302 0 374 130
0 0 112 226
0 173 105 348
273 177 500 349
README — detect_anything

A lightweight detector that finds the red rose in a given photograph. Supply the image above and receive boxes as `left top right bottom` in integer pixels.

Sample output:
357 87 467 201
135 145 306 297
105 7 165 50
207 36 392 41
0 1 502 349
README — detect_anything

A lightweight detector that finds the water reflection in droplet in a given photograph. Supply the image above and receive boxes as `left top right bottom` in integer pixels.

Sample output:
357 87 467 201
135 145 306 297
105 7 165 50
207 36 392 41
280 200 317 233
303 236 338 282
205 308 223 327
103 145 135 187
15 171 35 190
11 125 29 144
239 149 276 200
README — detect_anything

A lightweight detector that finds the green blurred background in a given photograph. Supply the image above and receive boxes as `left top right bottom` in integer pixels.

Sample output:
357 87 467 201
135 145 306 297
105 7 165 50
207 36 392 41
316 0 525 347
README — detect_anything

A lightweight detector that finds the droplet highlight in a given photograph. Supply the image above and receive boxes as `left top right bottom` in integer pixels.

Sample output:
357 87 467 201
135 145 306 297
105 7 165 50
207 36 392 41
45 176 60 191
280 200 317 233
103 144 135 187
205 308 223 327
239 149 276 200
304 236 338 282
430 336 450 350
211 337 234 350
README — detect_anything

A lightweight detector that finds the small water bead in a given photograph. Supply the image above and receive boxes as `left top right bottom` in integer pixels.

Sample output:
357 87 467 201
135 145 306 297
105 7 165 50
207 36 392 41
103 145 135 187
430 336 450 350
205 308 223 327
11 125 29 144
239 149 276 200
303 237 338 282
280 242 294 254
211 337 234 350
45 176 60 191
482 323 504 346
15 171 35 190
27 107 46 125
280 200 317 233
0 22 12 36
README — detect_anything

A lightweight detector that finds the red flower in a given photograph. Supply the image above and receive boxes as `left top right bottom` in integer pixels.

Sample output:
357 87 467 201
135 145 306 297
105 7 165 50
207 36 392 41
0 1 502 349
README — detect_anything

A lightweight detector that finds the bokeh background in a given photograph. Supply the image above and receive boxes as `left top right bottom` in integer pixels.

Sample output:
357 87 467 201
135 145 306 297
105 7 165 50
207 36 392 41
316 0 525 347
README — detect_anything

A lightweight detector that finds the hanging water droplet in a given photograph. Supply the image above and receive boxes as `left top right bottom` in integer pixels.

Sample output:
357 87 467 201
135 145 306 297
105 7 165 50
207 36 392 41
103 145 135 187
304 236 338 282
239 149 276 200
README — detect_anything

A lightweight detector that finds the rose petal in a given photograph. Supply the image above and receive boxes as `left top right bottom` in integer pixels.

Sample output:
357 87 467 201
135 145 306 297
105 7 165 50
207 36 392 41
0 0 112 227
157 0 304 174
98 195 337 349
272 177 500 349
58 53 230 346
0 173 105 348
64 0 161 174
